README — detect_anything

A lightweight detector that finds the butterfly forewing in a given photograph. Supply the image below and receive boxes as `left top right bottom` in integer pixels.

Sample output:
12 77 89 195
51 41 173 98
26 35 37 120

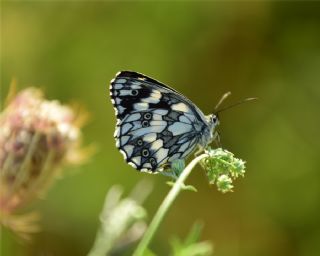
110 71 209 173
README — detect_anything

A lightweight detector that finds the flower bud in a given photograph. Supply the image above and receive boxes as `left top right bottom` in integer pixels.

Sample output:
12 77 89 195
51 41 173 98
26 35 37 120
0 87 86 238
201 147 246 193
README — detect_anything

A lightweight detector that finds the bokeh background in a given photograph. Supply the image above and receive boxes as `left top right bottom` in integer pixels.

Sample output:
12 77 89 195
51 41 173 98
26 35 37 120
2 1 320 256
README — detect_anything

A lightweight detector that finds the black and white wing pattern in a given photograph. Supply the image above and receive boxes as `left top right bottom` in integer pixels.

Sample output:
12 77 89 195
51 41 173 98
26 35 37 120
110 71 211 173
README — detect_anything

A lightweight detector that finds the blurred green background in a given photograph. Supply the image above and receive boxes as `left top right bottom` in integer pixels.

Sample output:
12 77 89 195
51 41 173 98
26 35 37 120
1 1 320 256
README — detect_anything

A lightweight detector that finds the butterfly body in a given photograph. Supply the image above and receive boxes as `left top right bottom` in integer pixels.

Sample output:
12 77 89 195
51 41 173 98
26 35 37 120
110 71 219 173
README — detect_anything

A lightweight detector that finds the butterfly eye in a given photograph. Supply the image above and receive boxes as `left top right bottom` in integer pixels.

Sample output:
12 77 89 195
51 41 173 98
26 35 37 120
211 115 218 124
142 149 150 157
142 120 149 127
131 90 139 96
143 113 152 120
137 139 143 146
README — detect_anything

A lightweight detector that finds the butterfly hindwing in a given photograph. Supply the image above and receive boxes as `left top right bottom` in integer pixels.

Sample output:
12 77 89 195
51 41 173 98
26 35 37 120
110 71 208 173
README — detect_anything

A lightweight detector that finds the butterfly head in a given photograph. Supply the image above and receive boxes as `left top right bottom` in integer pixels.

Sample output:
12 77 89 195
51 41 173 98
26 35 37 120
211 114 221 145
210 114 219 127
202 114 220 147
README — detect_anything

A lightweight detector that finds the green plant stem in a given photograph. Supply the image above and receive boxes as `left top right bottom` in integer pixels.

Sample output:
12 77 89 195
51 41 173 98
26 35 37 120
133 153 208 256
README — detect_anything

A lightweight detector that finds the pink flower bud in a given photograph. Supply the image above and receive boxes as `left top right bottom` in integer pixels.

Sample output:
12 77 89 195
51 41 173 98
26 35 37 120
0 87 85 215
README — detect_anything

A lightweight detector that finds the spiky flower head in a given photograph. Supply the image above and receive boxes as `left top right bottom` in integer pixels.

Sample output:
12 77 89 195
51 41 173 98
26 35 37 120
201 147 246 193
0 86 87 239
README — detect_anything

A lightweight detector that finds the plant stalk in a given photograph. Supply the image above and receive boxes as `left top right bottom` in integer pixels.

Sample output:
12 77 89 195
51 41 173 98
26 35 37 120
133 153 207 256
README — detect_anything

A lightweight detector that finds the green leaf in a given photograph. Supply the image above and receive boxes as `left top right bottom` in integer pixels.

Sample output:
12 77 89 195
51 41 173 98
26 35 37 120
184 222 203 245
166 181 198 192
143 248 157 256
170 222 213 256
171 159 186 176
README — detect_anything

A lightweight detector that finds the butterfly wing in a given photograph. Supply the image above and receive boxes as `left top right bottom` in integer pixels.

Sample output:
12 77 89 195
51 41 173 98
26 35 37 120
110 71 209 173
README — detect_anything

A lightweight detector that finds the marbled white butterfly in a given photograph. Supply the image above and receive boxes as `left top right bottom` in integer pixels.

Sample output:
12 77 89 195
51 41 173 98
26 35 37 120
110 71 219 173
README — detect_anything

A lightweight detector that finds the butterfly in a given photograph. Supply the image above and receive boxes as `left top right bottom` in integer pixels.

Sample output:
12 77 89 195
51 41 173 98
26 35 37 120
109 71 219 173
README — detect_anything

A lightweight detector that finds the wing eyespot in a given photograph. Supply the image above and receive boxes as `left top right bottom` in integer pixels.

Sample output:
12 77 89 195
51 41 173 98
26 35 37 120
142 120 149 127
149 157 156 166
131 89 139 96
137 139 143 146
142 149 150 157
143 112 152 120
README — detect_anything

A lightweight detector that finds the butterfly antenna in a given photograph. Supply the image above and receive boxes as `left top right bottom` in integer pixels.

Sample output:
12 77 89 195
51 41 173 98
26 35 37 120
215 97 257 114
214 91 231 111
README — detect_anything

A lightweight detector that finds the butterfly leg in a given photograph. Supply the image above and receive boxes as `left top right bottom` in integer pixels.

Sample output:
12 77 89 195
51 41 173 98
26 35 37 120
213 131 221 148
194 146 204 156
